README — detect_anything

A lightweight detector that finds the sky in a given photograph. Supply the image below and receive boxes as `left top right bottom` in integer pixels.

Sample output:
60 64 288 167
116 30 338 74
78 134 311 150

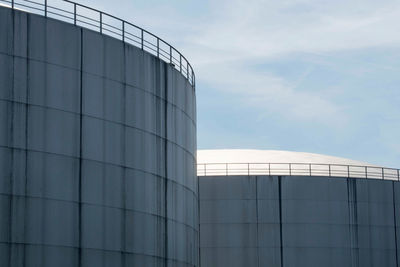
78 0 400 168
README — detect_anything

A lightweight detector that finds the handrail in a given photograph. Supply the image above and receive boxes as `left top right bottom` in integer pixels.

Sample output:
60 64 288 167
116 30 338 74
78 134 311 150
1 0 195 88
197 162 400 181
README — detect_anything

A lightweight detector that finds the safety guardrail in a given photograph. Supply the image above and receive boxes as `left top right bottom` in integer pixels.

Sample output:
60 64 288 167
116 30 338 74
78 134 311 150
0 0 195 87
197 163 400 180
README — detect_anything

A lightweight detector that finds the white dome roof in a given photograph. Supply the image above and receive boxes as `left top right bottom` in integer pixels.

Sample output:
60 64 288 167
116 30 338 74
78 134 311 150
197 149 376 166
196 150 394 178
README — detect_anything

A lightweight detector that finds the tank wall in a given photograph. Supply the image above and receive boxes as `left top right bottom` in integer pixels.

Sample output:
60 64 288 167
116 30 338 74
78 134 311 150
0 6 197 267
199 175 400 267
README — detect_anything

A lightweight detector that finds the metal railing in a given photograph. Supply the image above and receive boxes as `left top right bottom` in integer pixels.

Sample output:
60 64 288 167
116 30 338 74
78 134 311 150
197 163 400 181
1 0 195 87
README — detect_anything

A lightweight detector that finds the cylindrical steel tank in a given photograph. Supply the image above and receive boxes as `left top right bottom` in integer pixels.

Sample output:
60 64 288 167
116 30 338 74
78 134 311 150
0 5 197 267
198 150 400 267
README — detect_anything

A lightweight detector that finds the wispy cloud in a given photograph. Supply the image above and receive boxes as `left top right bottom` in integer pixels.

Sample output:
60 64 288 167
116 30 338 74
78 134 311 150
197 60 346 125
170 0 400 125
184 0 400 58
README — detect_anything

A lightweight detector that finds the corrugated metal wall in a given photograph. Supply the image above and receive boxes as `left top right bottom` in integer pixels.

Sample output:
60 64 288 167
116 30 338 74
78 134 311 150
199 175 400 267
0 6 198 267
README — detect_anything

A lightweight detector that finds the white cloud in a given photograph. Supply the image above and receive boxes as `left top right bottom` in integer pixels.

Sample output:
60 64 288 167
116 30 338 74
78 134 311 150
177 0 400 125
198 61 347 126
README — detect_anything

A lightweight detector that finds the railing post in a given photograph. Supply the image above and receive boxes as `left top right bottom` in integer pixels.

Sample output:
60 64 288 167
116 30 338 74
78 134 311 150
309 163 311 176
248 163 250 176
329 164 331 177
382 168 384 180
122 21 125 41
365 166 368 179
157 39 159 58
204 164 206 176
169 46 172 64
187 62 189 79
347 165 350 178
74 4 77 25
226 163 228 176
398 169 399 181
268 163 271 176
289 163 291 176
179 55 182 73
141 30 144 50
12 0 14 9
44 0 47 17
99 12 102 33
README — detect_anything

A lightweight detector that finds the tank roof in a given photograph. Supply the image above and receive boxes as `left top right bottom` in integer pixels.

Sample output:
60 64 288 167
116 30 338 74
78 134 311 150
198 149 377 167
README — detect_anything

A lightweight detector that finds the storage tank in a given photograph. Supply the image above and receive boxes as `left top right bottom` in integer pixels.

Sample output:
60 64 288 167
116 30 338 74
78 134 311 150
198 149 400 267
0 2 197 267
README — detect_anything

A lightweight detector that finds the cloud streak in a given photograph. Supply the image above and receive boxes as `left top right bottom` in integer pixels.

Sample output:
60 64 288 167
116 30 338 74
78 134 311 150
164 0 399 126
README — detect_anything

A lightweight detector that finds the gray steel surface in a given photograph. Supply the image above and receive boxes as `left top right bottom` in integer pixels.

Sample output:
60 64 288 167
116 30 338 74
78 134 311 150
199 175 400 267
0 0 195 87
0 6 198 267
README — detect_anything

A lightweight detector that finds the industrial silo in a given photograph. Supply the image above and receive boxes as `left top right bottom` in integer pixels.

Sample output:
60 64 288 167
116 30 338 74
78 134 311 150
0 1 197 266
198 149 400 267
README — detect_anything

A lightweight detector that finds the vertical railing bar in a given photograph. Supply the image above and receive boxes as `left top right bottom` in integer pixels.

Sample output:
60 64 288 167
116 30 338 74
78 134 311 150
329 164 331 177
12 0 14 9
365 166 368 179
397 169 399 181
226 163 228 176
248 163 250 176
180 55 182 73
99 12 102 33
169 46 172 64
73 3 76 25
122 21 125 41
44 0 47 17
347 165 350 178
141 29 144 50
382 168 384 180
269 163 271 176
157 38 159 58
289 163 291 176
204 164 206 176
309 163 311 176
187 62 189 79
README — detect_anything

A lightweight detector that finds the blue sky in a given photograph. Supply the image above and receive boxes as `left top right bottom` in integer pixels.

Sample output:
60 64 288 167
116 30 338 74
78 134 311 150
81 0 400 167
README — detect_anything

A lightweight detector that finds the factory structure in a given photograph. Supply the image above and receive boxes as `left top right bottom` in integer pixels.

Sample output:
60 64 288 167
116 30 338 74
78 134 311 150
0 1 399 267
